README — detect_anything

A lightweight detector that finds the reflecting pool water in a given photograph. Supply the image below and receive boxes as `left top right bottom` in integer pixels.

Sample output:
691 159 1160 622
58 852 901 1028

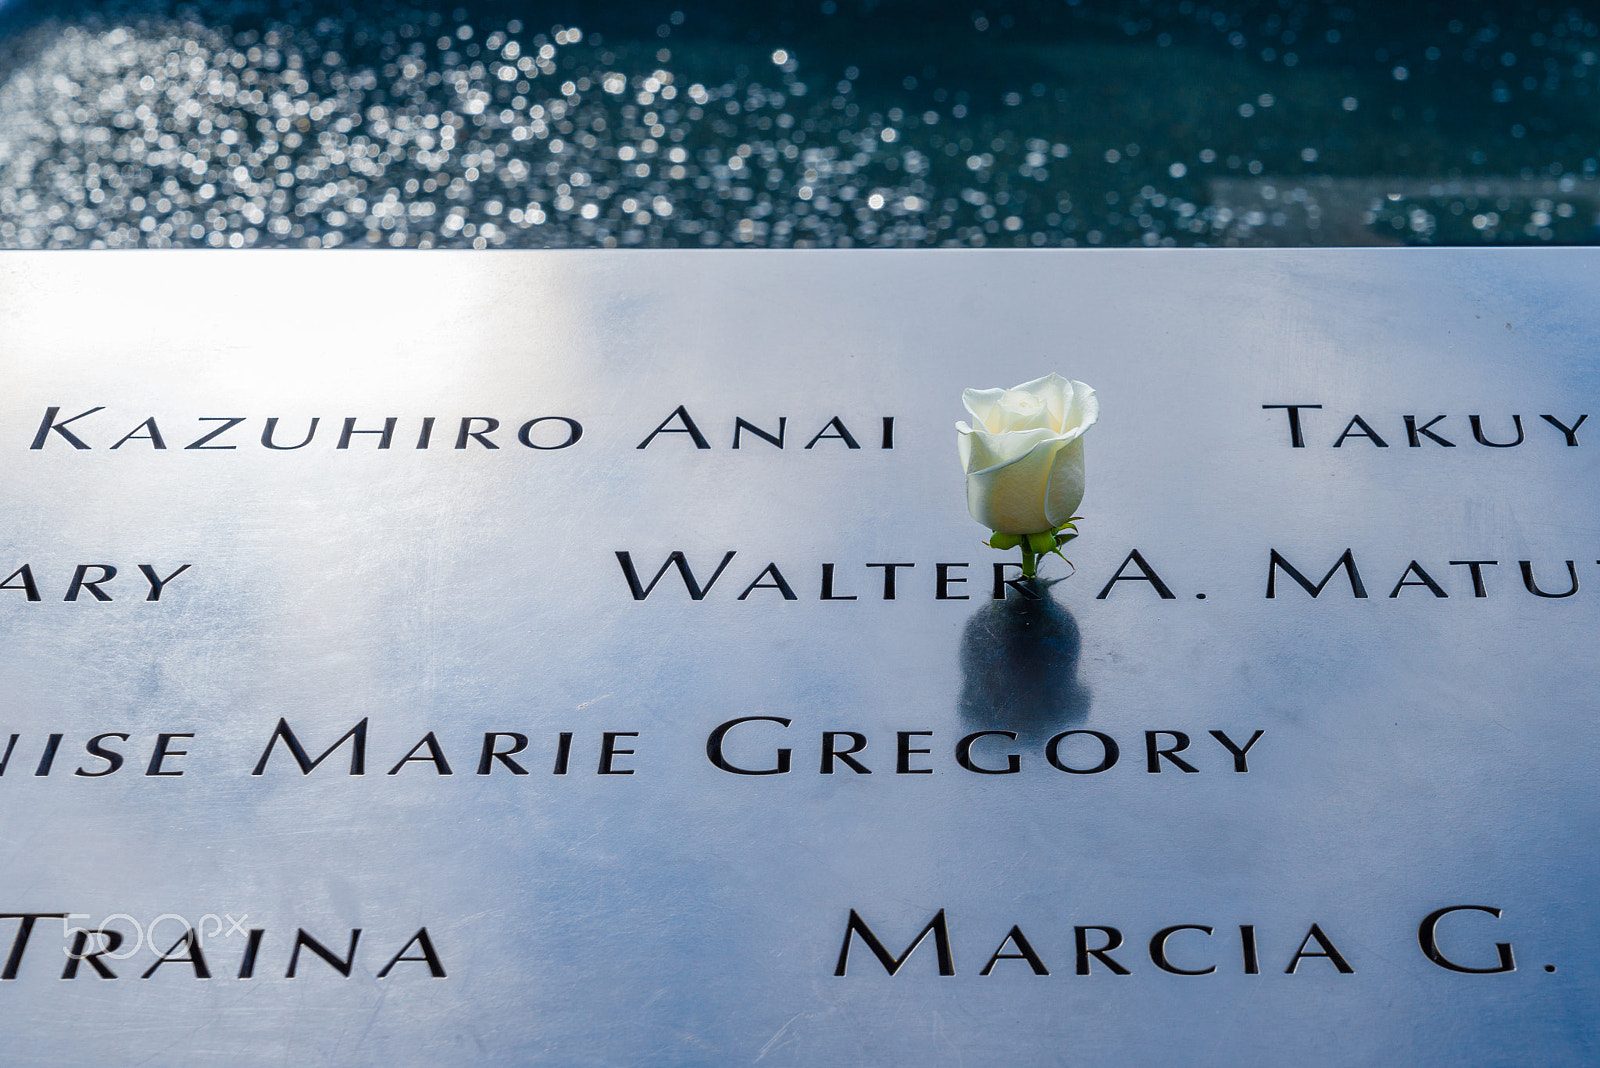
1 0 1596 247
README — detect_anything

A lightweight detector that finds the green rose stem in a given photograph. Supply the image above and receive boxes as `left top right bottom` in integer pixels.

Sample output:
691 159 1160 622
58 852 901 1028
988 521 1080 583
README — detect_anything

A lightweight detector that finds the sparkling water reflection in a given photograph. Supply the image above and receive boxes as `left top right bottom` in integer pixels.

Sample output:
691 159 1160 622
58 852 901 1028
1 1 1597 248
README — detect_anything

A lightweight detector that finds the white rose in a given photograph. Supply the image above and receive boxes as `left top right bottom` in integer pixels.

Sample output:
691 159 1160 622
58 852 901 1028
956 374 1099 536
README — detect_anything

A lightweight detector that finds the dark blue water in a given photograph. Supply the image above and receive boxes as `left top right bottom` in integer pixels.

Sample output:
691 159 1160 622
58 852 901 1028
1 0 1597 247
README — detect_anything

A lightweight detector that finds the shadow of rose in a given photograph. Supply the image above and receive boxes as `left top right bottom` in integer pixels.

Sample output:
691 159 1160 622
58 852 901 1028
958 581 1091 740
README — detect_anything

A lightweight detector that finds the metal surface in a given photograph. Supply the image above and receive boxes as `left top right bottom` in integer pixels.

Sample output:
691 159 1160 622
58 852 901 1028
0 250 1596 1065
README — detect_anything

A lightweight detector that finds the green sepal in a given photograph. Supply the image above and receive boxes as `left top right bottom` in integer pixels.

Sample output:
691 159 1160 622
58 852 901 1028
989 518 1085 571
1040 517 1084 570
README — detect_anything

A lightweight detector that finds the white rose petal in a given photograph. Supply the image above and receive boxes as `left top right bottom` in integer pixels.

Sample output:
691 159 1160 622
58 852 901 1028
956 373 1097 535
